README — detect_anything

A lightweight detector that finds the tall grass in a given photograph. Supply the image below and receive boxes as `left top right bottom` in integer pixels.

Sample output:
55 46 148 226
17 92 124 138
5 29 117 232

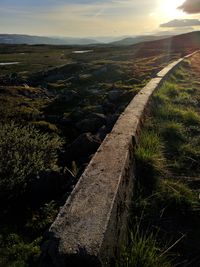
135 131 165 194
117 228 172 267
122 62 200 267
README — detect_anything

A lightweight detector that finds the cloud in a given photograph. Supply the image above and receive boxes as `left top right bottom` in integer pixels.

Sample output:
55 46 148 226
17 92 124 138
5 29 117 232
178 0 200 14
0 0 158 36
160 19 200 27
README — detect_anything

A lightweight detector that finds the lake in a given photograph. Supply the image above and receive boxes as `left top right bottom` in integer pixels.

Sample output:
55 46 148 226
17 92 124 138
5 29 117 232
72 50 93 54
0 62 20 66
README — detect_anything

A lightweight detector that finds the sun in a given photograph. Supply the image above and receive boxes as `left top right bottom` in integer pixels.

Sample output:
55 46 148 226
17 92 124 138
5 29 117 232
158 0 185 20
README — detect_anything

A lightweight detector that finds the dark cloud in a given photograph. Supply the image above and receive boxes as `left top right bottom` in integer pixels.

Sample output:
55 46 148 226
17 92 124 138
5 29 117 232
178 0 200 14
160 19 200 28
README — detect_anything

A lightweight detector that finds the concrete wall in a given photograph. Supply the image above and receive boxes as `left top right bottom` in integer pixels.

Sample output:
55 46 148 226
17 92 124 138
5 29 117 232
40 51 199 267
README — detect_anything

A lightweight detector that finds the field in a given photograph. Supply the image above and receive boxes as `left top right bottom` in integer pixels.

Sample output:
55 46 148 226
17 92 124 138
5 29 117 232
0 32 200 266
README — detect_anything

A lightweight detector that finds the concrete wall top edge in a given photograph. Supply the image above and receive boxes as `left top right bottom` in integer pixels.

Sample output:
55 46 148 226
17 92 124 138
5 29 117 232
49 131 132 254
157 58 183 77
184 50 200 59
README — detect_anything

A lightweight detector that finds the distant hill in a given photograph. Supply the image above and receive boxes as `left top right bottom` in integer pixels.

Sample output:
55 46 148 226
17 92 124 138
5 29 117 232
110 35 171 46
133 31 200 55
1 31 199 50
0 34 99 45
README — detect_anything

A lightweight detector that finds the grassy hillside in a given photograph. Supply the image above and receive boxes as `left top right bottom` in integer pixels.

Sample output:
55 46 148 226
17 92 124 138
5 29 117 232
110 35 171 46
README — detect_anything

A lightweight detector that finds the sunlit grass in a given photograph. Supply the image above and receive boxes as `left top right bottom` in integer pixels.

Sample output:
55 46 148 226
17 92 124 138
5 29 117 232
124 61 200 266
135 131 165 194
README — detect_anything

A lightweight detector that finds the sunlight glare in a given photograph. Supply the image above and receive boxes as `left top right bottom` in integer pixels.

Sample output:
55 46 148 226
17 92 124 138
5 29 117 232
158 0 185 20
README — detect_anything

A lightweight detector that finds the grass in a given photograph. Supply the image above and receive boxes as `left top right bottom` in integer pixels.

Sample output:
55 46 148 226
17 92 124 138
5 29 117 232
117 228 172 267
135 131 165 194
117 173 197 267
118 60 200 267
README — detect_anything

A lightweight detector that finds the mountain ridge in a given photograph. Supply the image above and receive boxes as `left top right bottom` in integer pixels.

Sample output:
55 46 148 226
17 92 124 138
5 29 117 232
0 34 99 45
0 31 200 48
110 35 172 46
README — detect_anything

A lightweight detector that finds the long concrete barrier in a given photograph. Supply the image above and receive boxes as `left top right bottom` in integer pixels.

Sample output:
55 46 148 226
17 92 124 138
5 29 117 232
40 50 200 267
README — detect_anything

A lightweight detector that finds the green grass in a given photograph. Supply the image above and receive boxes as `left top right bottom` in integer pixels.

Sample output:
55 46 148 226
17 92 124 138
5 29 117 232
123 60 200 267
117 175 197 267
117 229 172 267
135 131 165 194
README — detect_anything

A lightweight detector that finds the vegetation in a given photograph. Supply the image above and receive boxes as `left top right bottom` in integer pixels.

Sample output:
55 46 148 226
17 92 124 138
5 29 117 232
0 43 166 267
0 122 62 199
0 122 62 266
118 59 200 266
135 131 165 194
117 229 172 267
0 40 199 266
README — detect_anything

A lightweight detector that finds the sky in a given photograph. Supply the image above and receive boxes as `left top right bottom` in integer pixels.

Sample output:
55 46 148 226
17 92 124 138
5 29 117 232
0 0 200 37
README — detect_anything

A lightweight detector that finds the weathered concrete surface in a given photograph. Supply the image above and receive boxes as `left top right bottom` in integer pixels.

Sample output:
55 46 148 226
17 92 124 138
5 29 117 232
184 50 200 59
157 50 200 79
112 78 162 142
40 52 199 267
40 78 162 267
41 134 135 266
157 58 183 78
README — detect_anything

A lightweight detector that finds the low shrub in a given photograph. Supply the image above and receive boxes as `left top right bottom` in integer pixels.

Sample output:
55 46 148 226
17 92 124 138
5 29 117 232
32 121 59 133
0 122 63 200
0 232 41 267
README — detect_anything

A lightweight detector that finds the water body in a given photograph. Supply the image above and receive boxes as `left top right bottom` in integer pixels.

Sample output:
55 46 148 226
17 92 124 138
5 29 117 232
72 50 93 54
0 62 20 66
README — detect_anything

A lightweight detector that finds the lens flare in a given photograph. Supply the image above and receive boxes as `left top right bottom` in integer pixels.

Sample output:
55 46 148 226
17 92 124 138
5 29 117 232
159 0 185 19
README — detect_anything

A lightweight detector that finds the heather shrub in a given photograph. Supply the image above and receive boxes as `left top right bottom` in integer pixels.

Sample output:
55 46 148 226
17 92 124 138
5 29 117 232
0 122 62 199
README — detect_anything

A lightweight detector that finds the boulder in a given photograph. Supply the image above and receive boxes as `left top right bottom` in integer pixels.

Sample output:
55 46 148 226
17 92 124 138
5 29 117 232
26 171 69 206
65 76 78 83
76 117 105 133
126 77 141 85
58 90 77 102
70 109 85 121
59 116 72 126
102 100 116 113
85 105 104 114
97 125 108 141
106 114 119 132
65 133 101 160
88 113 107 121
45 115 61 123
107 90 123 102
